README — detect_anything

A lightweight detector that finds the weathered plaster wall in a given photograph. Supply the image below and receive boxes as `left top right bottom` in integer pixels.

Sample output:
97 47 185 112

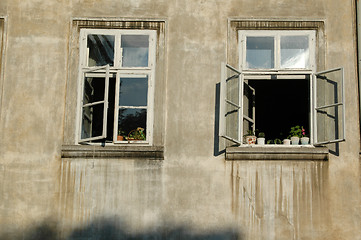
0 0 360 239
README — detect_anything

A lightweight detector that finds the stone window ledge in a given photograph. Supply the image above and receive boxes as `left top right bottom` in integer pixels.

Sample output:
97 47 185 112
226 146 328 161
61 145 164 160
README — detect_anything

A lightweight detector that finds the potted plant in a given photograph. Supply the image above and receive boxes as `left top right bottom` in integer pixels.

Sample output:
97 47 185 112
117 129 125 141
127 127 146 141
257 132 265 145
244 129 257 145
300 127 309 145
288 125 303 145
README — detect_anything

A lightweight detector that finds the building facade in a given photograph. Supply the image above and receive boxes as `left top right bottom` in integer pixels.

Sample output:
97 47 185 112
0 0 360 239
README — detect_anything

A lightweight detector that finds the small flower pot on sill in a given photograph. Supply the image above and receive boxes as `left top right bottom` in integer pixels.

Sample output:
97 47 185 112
245 136 257 145
291 136 300 145
301 137 309 145
283 139 291 145
117 136 124 141
257 137 265 145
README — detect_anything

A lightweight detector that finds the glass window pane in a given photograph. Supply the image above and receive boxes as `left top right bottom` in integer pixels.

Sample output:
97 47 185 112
315 69 344 144
226 104 239 141
246 37 274 69
119 76 148 106
87 34 115 67
226 68 239 106
225 66 240 141
281 36 309 68
316 70 343 107
316 105 344 143
121 35 149 67
81 104 104 139
243 83 254 120
83 76 105 105
118 109 147 140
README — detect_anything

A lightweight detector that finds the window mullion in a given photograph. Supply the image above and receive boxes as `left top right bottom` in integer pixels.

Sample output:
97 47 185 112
114 33 121 68
275 34 280 69
113 71 120 142
80 30 87 68
239 73 244 144
102 65 110 139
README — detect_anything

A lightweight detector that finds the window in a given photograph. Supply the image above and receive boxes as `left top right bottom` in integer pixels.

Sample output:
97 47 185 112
239 30 315 70
78 29 156 145
220 26 345 149
62 19 165 159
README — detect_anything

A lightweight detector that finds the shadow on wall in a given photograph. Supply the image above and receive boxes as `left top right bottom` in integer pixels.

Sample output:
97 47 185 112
0 218 242 240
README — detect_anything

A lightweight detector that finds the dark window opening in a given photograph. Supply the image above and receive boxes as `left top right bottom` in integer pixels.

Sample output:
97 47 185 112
248 77 310 141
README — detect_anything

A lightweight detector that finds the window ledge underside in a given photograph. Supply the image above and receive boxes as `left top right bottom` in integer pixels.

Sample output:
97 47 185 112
61 145 164 160
226 146 328 161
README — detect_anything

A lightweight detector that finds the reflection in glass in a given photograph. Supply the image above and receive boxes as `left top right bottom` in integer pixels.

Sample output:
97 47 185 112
119 76 148 106
81 104 104 139
83 76 105 105
118 109 147 140
121 35 149 67
87 34 115 67
281 36 309 68
246 37 274 69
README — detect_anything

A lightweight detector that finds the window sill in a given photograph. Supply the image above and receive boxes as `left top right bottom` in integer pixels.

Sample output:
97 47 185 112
61 145 164 160
226 145 328 161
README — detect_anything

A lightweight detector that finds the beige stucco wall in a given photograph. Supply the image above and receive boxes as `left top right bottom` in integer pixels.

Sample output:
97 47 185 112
0 0 360 239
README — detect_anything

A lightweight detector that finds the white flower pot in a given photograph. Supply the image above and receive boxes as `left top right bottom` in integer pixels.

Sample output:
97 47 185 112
301 137 309 145
291 136 300 145
257 137 265 145
283 139 291 145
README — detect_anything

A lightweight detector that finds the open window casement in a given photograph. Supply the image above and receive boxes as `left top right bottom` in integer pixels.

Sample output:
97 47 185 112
220 63 256 145
313 67 346 145
79 65 110 143
243 81 256 139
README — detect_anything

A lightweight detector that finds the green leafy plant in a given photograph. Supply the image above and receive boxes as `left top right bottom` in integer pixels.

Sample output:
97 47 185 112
274 138 282 144
267 140 273 144
288 125 304 138
244 129 256 137
127 127 146 141
118 129 125 136
258 132 265 138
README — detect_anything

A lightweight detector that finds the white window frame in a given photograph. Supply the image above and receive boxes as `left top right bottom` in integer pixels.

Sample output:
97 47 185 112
220 63 346 146
220 30 346 147
313 67 346 145
238 30 316 71
76 29 156 145
219 63 243 144
78 65 110 143
232 30 316 145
